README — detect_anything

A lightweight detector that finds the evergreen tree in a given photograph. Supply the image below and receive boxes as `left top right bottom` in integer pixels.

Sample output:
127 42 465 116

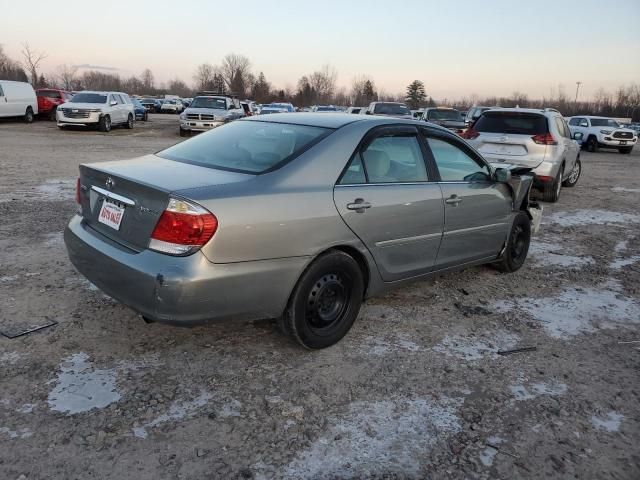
406 80 426 109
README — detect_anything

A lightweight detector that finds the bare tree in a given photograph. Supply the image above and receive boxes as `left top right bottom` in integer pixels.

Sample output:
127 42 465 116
141 69 155 91
309 65 337 104
193 63 217 91
167 78 191 97
21 43 47 85
220 53 252 96
56 64 78 90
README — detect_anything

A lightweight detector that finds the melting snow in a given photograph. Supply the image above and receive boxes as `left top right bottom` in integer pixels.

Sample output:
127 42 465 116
509 382 567 401
547 209 640 227
611 186 640 193
283 397 461 478
528 241 594 268
480 436 505 466
495 286 640 339
433 332 519 361
591 411 624 432
1 351 23 364
0 426 33 439
48 352 121 414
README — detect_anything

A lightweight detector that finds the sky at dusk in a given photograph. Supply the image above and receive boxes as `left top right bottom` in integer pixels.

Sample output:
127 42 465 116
2 0 639 101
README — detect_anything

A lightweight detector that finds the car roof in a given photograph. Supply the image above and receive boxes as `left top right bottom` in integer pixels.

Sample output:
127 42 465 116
482 107 556 115
243 112 454 132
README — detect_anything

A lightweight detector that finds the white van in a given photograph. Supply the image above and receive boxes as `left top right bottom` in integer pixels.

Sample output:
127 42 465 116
0 80 38 123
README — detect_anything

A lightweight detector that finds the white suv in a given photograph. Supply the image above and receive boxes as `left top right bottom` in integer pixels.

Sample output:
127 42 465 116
57 91 134 132
567 116 637 154
462 108 582 202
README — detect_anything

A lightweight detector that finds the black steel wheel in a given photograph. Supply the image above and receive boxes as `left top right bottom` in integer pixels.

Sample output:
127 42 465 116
495 212 531 273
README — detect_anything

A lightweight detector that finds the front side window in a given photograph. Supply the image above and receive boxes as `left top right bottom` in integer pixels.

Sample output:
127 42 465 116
362 133 428 183
569 118 580 126
579 118 589 127
427 137 490 182
590 118 620 128
158 121 332 174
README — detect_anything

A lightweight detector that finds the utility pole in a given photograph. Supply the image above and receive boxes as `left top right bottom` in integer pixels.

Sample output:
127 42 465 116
575 81 582 103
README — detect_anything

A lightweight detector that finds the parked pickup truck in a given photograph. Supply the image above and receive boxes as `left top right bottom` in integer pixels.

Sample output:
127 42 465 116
567 115 637 154
421 107 466 133
179 94 244 136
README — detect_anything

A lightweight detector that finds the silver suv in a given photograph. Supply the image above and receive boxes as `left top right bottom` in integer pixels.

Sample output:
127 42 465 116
462 108 582 202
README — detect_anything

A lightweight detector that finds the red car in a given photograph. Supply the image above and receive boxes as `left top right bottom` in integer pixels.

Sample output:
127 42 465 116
36 89 74 120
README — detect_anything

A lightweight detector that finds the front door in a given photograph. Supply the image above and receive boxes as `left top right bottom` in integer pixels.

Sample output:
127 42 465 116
422 132 511 268
334 126 444 281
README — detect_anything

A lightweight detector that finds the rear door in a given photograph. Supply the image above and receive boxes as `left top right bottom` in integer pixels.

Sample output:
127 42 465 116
472 111 549 168
422 130 511 268
334 126 444 281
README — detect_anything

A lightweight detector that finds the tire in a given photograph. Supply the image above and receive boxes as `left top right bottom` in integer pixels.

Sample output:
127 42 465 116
48 109 57 121
586 136 598 152
562 157 581 188
541 166 563 202
280 251 364 349
24 107 34 124
619 147 632 154
143 112 148 122
125 114 134 129
57 125 65 130
99 115 111 132
496 212 531 273
179 127 189 137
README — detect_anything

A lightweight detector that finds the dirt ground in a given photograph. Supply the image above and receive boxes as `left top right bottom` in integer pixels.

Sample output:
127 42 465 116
1 114 639 480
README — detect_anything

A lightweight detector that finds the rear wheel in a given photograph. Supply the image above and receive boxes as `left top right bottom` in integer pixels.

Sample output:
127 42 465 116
24 107 34 124
99 115 111 132
48 109 57 121
496 212 531 273
541 166 563 202
562 158 581 187
125 114 134 129
619 147 632 154
280 251 364 349
586 135 598 152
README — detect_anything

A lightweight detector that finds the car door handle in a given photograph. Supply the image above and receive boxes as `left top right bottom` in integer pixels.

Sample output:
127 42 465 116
347 198 371 212
445 195 463 206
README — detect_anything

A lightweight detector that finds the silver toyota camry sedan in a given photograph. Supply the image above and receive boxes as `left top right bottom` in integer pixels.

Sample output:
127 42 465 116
65 113 541 349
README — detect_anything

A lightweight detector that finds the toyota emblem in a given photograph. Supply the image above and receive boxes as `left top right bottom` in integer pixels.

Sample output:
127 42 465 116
105 177 115 190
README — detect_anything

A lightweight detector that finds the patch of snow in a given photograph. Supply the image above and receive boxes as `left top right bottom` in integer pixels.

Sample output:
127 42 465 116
614 241 628 253
0 426 33 439
366 335 422 356
510 382 567 401
48 352 121 414
34 178 76 200
0 275 19 283
611 186 640 193
42 232 64 247
133 390 213 439
16 404 35 414
610 256 640 270
283 397 461 478
219 399 242 418
479 447 498 467
528 241 594 268
495 286 640 339
591 411 624 432
433 332 519 361
1 351 23 364
547 209 640 227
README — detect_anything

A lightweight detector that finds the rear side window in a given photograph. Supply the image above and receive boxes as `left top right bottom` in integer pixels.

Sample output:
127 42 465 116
38 90 62 99
474 112 548 135
554 118 570 138
158 121 332 174
427 137 490 182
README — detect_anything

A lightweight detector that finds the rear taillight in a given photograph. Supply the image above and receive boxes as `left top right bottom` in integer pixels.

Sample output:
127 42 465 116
149 198 217 255
531 133 557 145
460 128 480 140
75 178 81 204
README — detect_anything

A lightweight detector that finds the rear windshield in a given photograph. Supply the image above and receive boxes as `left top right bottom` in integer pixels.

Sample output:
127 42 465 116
474 112 548 135
71 93 107 104
373 103 410 115
158 120 332 174
590 118 620 128
191 97 227 109
316 106 337 111
427 109 460 121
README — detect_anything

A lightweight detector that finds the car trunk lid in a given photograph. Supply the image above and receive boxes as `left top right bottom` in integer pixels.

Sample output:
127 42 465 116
79 155 252 251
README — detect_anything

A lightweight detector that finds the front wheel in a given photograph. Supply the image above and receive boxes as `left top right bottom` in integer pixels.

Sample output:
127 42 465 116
562 158 581 187
586 136 598 152
24 107 34 124
495 212 531 273
99 115 111 132
280 251 364 349
179 127 189 137
619 147 632 154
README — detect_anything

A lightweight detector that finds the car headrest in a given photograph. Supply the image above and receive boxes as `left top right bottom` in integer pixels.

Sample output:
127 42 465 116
363 149 391 181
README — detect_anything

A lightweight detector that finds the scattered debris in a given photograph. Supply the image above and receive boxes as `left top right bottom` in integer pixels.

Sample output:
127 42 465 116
453 302 492 317
498 346 537 356
486 442 520 459
0 318 58 339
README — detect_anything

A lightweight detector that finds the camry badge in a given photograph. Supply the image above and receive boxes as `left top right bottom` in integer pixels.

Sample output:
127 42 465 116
105 177 115 190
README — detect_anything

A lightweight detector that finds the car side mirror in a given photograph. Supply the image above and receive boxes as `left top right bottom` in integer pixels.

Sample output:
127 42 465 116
110 101 117 106
365 111 371 115
494 168 511 183
572 132 584 141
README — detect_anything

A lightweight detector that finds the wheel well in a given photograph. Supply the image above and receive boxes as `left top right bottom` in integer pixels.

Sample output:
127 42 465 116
327 246 370 297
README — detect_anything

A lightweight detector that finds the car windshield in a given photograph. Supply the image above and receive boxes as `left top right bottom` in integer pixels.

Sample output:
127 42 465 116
158 120 332 174
164 100 176 104
427 109 460 121
70 93 107 104
590 118 620 128
474 112 548 135
190 97 227 109
316 106 337 111
373 103 410 115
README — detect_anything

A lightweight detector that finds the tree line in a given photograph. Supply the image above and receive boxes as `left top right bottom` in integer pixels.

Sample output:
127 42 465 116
2 44 639 120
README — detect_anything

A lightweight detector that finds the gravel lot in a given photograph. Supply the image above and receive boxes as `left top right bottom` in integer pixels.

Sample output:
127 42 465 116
1 114 639 480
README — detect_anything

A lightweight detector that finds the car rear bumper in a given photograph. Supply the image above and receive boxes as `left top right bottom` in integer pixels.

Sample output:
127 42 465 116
64 215 309 325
